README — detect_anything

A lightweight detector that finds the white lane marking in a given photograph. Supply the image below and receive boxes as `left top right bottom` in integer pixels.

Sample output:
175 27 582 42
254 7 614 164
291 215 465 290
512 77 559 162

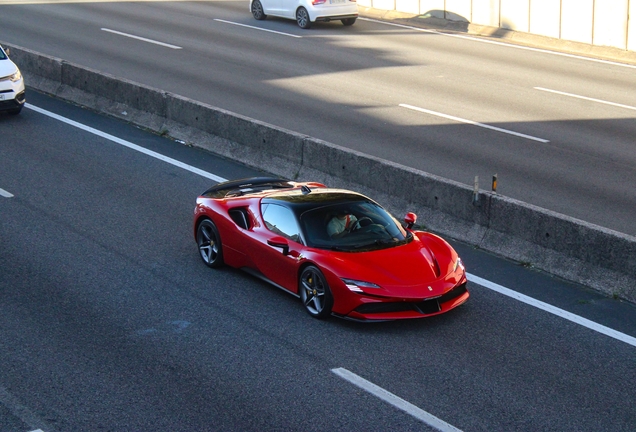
332 367 462 432
359 18 636 70
29 103 636 349
400 103 550 143
101 28 182 49
0 188 14 198
535 87 636 111
25 104 227 183
468 273 636 348
0 386 52 432
214 19 302 38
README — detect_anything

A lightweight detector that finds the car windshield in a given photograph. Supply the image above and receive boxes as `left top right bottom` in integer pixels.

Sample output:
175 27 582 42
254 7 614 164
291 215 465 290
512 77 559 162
299 200 411 251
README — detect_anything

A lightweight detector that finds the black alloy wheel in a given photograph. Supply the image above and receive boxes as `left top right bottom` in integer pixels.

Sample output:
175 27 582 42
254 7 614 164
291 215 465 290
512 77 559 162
299 266 333 318
196 219 224 268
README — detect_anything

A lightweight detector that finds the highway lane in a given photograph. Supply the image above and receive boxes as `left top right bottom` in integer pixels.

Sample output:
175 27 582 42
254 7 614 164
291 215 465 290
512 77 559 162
1 1 635 236
2 91 636 431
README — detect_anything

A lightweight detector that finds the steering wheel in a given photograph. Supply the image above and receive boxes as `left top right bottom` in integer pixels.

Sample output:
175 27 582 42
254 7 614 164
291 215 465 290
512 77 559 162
351 217 373 232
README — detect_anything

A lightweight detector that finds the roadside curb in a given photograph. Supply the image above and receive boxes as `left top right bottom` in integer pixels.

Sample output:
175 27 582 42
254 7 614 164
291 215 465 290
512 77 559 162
5 42 635 303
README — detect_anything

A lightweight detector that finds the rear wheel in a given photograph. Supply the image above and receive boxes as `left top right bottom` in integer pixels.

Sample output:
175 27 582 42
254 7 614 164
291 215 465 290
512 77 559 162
196 219 224 268
251 0 267 20
296 7 311 29
299 266 333 318
341 18 356 26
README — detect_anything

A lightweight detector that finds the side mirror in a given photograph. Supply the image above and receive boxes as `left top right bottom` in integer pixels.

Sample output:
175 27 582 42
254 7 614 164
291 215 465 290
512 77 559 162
4 47 10 57
404 212 417 229
267 236 289 256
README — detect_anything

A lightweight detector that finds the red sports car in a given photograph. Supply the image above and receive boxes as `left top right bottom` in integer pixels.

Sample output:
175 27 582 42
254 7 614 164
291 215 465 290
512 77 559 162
193 177 469 321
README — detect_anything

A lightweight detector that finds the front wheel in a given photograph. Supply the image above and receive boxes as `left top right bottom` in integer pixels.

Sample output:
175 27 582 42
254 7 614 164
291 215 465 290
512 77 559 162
299 266 333 318
296 7 311 29
196 219 224 268
341 18 356 26
251 0 267 20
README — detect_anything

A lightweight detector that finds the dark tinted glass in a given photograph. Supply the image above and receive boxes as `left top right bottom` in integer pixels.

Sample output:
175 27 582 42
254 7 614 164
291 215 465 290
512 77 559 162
300 201 409 251
262 203 302 243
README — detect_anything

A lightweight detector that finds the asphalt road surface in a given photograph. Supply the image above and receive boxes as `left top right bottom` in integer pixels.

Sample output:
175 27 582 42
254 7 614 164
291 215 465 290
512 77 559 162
0 1 635 236
1 91 635 431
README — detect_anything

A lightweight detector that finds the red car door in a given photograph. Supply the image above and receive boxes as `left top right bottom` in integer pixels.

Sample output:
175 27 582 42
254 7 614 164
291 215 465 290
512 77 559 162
245 203 304 293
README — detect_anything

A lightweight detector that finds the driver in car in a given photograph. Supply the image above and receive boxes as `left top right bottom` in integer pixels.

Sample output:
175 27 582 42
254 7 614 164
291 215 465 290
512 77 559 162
327 212 358 239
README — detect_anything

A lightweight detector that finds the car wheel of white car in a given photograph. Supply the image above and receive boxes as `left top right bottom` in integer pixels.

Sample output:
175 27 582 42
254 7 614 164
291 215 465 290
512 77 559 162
296 7 311 29
251 0 267 20
341 18 356 26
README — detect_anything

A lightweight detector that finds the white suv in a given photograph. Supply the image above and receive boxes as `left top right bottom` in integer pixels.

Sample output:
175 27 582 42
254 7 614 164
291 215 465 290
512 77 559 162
0 45 26 115
250 0 357 29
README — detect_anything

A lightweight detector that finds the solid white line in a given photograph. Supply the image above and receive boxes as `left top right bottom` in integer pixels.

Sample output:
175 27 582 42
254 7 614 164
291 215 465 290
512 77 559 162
359 18 636 70
468 273 636 348
101 28 182 49
399 103 550 143
331 368 462 432
214 19 302 38
0 385 52 432
25 104 227 183
534 87 636 111
29 103 635 350
0 188 14 198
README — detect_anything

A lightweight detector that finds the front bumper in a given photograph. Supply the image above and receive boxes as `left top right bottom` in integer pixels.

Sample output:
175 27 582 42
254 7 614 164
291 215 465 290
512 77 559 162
0 89 25 111
337 282 469 321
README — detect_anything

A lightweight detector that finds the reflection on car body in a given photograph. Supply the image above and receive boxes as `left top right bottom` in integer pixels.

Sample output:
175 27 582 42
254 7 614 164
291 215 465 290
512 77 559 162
194 177 469 321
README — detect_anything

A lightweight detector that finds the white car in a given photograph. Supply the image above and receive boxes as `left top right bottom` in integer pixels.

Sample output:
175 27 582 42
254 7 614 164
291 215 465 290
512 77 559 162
0 45 25 115
250 0 357 29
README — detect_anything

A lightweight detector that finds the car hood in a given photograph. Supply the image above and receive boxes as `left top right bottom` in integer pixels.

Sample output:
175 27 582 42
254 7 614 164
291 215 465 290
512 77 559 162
0 58 18 78
323 234 460 298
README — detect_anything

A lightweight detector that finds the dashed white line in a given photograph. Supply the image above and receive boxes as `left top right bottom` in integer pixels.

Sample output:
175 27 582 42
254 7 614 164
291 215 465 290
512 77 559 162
0 188 14 198
214 19 302 38
332 368 463 431
101 28 182 49
399 103 550 143
534 87 636 111
359 17 636 70
468 273 636 348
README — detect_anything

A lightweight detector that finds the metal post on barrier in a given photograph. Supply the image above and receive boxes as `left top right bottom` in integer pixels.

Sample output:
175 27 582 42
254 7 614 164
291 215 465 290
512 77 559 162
492 174 498 193
473 175 479 205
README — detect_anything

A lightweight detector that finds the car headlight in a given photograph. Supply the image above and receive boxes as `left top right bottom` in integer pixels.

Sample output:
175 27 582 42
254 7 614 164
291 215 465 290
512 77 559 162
453 258 465 273
342 278 381 293
9 69 22 82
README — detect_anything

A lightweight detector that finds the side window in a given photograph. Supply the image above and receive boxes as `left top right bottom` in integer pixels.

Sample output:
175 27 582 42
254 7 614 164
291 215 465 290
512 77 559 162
261 203 301 243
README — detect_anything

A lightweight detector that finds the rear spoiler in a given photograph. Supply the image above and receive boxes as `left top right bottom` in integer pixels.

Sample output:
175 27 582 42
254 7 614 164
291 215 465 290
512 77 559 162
201 177 294 198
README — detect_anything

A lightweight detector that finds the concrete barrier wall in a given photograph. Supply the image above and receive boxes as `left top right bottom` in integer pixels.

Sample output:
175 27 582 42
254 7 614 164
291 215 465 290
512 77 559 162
6 44 635 302
529 0 560 38
362 0 635 52
471 0 499 27
500 0 529 32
